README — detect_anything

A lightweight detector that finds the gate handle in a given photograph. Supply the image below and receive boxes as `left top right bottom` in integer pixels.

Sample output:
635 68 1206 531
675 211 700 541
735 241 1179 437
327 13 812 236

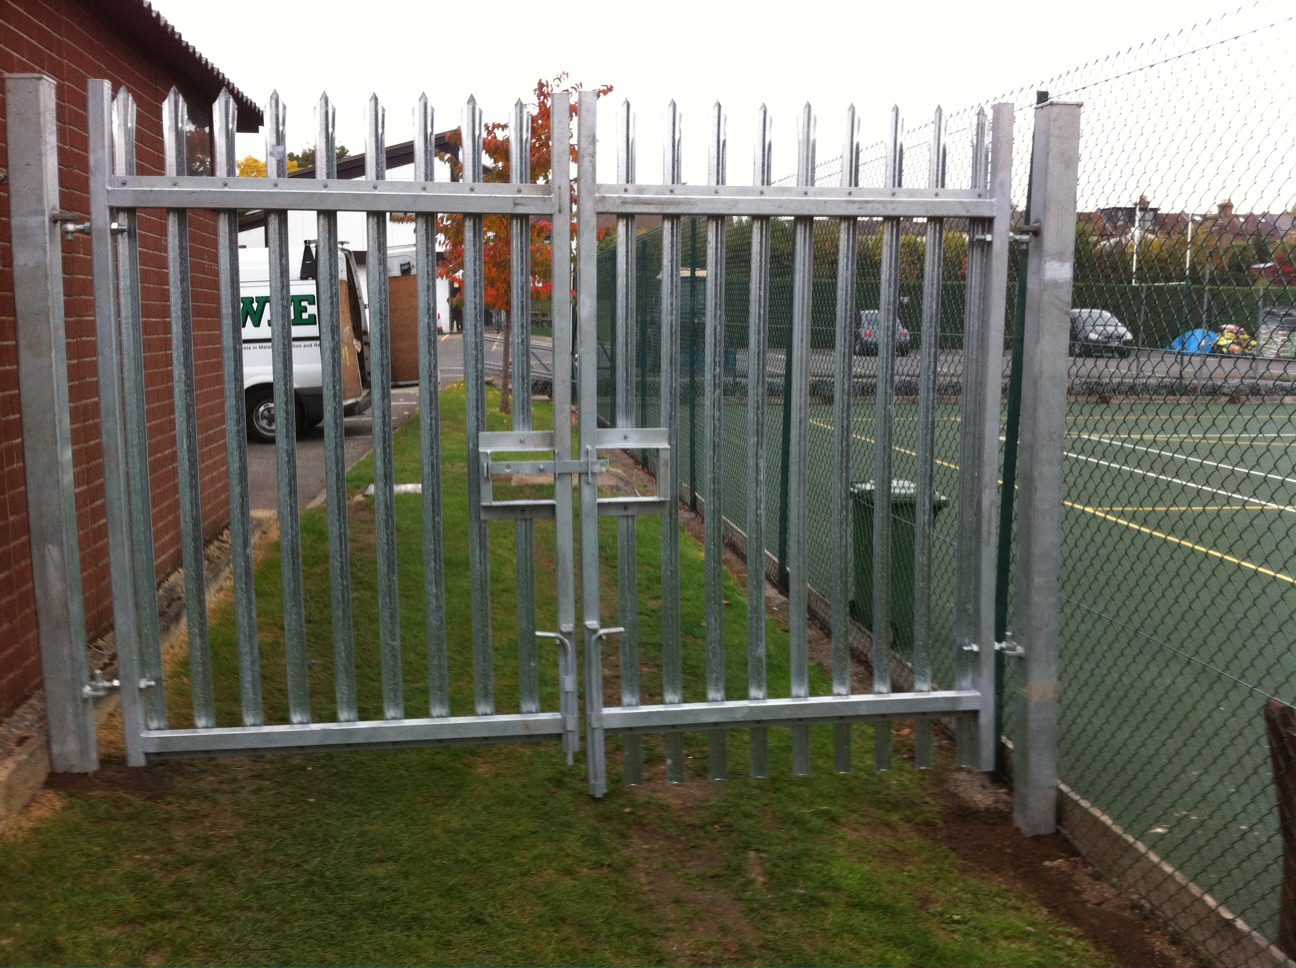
585 624 626 646
535 630 579 764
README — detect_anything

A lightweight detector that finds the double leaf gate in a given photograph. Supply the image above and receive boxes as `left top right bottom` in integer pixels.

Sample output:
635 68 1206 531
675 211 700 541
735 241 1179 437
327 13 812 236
9 76 1080 831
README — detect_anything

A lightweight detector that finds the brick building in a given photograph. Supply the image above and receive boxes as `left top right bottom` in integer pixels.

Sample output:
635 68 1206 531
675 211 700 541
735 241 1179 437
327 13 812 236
0 0 261 717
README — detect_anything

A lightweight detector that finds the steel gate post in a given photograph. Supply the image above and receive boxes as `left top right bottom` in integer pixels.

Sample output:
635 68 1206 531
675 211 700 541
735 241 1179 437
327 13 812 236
7 75 98 773
1012 100 1082 836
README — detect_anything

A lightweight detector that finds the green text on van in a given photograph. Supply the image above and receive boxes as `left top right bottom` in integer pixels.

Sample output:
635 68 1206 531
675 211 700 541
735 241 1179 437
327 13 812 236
241 294 317 327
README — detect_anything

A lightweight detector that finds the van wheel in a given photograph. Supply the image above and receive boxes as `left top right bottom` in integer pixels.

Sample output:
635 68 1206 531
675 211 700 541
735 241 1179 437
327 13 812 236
246 387 277 443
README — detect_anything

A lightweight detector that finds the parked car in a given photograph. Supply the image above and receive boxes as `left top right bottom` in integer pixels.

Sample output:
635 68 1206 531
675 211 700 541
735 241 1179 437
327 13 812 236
1069 308 1133 356
854 310 912 356
1212 324 1257 355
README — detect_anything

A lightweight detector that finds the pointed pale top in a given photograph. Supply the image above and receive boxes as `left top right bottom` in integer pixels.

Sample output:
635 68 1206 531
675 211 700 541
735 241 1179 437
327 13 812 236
113 85 136 113
466 94 479 112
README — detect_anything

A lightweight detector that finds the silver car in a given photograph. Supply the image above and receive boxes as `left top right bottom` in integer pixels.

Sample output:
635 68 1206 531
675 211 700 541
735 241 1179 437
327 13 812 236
854 309 912 356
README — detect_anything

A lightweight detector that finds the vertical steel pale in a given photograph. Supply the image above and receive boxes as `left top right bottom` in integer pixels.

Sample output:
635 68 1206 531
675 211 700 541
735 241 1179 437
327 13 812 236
511 100 539 716
830 105 860 775
212 88 263 727
659 101 686 784
550 97 579 761
973 104 1015 771
463 96 495 716
416 94 450 718
615 99 644 785
366 95 404 720
746 105 773 780
266 91 310 724
703 102 728 781
912 107 947 771
872 106 903 773
113 88 168 732
89 80 145 764
316 93 357 722
955 109 990 765
788 103 816 776
162 88 214 729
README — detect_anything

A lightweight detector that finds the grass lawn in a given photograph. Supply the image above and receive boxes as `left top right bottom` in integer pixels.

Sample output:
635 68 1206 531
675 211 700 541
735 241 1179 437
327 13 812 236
0 387 1111 967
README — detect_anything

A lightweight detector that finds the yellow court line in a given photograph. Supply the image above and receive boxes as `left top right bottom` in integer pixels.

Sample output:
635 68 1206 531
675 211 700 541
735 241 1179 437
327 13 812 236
1062 500 1296 586
808 416 1296 586
1068 432 1296 441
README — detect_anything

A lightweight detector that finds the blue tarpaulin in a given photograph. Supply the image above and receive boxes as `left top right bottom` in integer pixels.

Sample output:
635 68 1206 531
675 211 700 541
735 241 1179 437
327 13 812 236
1169 328 1219 354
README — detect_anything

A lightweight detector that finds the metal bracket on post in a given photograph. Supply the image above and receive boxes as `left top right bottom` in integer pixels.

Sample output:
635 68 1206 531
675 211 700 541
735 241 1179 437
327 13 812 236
1012 99 1082 837
6 74 99 774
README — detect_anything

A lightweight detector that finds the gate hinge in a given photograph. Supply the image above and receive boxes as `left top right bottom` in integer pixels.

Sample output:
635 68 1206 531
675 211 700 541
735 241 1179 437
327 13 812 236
51 210 92 236
995 637 1025 658
1010 222 1041 244
81 669 120 699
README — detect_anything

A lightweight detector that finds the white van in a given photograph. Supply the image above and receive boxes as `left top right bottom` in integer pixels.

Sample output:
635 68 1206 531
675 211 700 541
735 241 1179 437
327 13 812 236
240 244 370 442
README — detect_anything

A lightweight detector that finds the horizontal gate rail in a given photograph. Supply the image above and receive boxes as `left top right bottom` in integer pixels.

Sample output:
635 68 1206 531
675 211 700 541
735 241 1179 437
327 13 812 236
104 178 554 214
593 185 994 217
602 691 983 734
138 713 567 757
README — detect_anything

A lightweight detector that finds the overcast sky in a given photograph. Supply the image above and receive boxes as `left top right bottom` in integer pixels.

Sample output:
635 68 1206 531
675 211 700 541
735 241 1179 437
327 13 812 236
152 0 1293 210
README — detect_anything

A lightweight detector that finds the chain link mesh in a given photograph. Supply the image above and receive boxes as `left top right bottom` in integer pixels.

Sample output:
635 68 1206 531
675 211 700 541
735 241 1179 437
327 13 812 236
591 5 1296 959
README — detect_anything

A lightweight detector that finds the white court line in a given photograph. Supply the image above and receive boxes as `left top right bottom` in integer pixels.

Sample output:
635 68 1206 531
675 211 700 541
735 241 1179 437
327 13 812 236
1074 433 1296 486
813 416 1296 581
1063 451 1296 515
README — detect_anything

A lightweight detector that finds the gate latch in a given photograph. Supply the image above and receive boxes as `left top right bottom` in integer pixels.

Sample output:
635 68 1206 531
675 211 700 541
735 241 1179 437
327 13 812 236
535 630 579 763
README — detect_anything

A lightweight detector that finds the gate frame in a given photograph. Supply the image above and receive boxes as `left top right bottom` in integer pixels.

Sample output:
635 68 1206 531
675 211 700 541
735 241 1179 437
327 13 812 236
571 91 1078 827
10 77 1079 836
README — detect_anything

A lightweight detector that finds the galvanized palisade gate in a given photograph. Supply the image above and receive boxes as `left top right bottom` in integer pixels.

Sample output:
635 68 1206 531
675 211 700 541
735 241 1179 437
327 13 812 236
7 76 1080 833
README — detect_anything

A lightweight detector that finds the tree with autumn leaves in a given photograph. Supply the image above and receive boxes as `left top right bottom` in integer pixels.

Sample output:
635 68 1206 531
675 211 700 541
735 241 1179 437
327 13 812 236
432 74 612 412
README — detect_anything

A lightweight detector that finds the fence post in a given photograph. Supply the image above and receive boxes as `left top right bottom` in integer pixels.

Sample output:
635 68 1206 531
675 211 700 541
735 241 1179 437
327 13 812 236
6 74 98 773
1266 699 1296 958
1012 99 1082 836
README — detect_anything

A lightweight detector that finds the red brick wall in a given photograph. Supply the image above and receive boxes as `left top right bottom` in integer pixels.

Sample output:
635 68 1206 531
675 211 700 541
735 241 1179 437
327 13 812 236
1 0 232 717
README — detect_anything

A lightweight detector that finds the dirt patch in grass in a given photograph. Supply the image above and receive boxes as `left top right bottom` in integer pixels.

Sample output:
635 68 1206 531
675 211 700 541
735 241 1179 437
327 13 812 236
45 758 191 802
623 775 760 964
936 770 1189 968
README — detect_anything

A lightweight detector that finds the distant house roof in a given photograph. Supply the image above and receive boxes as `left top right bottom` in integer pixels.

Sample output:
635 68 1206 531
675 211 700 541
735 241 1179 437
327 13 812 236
94 0 262 131
236 137 462 232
